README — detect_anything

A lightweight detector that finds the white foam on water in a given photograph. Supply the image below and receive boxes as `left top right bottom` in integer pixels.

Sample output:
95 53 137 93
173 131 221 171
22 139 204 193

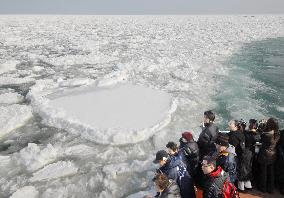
10 186 39 198
0 104 32 139
30 161 78 182
276 106 284 112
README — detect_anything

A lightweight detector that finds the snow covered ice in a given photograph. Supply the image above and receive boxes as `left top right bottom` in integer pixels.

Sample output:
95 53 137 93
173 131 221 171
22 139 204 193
44 83 175 145
0 15 283 197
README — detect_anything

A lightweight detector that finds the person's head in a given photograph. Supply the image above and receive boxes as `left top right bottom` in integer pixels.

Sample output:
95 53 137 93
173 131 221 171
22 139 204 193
180 131 193 143
228 120 239 131
201 155 217 175
249 119 258 131
153 150 169 167
166 142 178 155
257 119 267 133
153 173 170 192
239 119 247 132
203 110 215 124
215 133 229 153
264 117 279 133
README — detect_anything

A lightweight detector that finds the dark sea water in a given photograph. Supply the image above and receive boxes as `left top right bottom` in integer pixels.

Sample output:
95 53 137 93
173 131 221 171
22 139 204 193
216 37 284 129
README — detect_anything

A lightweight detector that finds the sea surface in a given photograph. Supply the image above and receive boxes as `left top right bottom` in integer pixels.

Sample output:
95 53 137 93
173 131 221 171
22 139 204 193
0 15 283 198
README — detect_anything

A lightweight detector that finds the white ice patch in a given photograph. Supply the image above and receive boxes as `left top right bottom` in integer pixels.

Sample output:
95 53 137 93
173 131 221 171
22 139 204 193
0 76 34 86
32 66 44 72
63 144 95 157
0 92 24 104
29 80 177 145
126 188 155 198
10 186 39 198
96 70 128 87
14 143 58 172
30 161 78 182
103 158 153 179
0 104 32 138
0 60 18 74
276 106 284 112
58 78 95 88
0 155 11 169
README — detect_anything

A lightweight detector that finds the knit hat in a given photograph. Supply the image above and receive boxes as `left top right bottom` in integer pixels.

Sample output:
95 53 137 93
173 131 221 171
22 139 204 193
182 131 193 141
215 133 229 147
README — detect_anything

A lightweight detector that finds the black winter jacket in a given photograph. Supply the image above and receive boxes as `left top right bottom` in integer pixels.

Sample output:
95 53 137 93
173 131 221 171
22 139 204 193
197 123 219 158
258 130 279 164
156 180 181 198
276 129 284 185
228 130 245 157
179 139 199 174
244 130 261 153
229 130 253 181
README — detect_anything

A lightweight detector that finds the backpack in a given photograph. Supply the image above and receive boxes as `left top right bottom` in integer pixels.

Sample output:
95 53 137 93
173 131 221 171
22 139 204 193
221 179 240 198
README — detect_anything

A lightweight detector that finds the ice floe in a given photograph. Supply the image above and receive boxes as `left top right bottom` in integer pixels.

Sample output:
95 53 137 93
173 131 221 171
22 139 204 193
29 80 177 145
10 186 39 198
0 92 24 104
30 161 78 182
0 104 32 138
14 143 58 172
0 60 19 74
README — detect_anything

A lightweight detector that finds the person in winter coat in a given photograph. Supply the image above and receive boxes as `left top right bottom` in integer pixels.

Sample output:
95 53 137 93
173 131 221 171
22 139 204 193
166 141 184 163
245 119 261 153
244 119 261 185
201 155 229 198
228 120 253 191
197 110 219 159
179 131 200 177
214 133 237 183
257 117 279 193
276 129 284 195
153 150 196 198
153 173 181 198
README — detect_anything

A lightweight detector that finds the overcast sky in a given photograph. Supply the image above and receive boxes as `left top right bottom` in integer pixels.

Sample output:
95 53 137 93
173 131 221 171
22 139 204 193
0 0 283 14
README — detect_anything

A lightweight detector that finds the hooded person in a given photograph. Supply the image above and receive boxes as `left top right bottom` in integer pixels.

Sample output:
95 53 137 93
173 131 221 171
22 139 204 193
214 133 237 183
179 131 199 177
153 150 196 198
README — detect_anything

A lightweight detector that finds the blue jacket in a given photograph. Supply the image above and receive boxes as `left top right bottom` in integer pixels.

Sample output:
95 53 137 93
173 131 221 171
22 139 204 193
158 157 196 198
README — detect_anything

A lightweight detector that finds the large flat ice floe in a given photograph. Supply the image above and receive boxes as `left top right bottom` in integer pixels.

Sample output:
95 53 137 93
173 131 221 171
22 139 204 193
29 80 177 145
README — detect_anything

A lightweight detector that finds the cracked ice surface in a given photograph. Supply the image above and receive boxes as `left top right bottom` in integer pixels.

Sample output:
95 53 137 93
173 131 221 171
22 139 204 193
0 15 283 198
